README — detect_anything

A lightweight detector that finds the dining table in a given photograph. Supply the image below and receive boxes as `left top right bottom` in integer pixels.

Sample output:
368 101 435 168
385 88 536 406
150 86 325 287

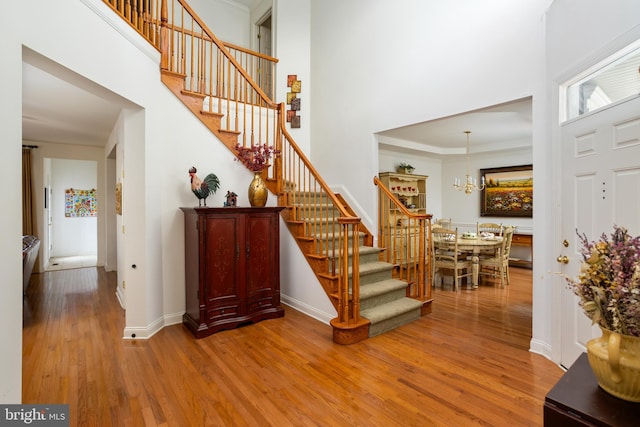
434 235 504 288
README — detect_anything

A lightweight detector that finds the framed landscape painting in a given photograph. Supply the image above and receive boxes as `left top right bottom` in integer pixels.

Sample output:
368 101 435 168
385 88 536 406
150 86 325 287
480 164 533 217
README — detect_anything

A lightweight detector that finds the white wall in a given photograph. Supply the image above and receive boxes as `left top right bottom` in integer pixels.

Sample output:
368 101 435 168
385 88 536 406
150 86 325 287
50 159 97 257
273 0 311 155
310 0 552 224
188 0 252 46
0 9 23 400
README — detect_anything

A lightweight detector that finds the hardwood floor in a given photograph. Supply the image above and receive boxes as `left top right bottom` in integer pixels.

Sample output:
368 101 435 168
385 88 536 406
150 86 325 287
22 266 563 426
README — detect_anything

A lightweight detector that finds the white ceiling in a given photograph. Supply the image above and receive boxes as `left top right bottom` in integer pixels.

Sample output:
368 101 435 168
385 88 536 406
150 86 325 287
22 62 123 146
377 98 532 157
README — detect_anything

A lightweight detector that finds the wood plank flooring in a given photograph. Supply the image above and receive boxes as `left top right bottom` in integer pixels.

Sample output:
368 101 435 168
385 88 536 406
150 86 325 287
22 267 563 426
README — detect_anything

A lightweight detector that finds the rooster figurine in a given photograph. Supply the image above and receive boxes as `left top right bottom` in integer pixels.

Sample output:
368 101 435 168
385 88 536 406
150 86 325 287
188 166 220 207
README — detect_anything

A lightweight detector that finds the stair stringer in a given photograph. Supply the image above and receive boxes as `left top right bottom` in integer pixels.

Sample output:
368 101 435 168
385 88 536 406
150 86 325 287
161 70 240 152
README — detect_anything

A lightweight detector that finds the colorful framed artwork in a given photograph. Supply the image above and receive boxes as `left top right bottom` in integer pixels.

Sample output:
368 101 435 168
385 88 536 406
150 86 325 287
287 75 297 87
291 115 300 129
480 164 533 217
291 80 301 93
291 97 301 111
65 188 98 217
286 92 296 105
287 110 296 123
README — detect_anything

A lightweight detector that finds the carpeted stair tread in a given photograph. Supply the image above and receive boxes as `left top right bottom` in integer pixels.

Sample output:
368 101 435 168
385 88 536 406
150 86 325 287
357 261 395 275
359 278 409 311
361 298 423 337
359 278 407 300
312 230 366 240
327 245 382 260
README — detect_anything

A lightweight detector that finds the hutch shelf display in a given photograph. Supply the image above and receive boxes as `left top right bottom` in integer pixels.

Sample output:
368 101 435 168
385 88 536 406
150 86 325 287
379 172 428 266
379 172 428 213
180 206 285 338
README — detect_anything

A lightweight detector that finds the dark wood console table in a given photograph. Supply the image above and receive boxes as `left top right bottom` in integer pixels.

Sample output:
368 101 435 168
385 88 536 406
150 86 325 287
544 353 640 426
509 232 532 269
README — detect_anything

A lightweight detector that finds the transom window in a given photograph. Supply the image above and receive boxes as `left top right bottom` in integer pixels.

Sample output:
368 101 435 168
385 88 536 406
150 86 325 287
562 41 640 122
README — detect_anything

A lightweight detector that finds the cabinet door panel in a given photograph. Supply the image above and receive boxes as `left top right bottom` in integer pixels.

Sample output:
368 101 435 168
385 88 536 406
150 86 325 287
203 215 241 302
246 214 278 299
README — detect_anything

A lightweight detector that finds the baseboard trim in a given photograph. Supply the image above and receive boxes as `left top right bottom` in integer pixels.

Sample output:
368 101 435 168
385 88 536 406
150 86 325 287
529 337 555 363
115 288 125 310
123 316 164 340
280 295 335 325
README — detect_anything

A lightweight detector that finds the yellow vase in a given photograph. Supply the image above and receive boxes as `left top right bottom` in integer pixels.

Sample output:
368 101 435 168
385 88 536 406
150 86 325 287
586 326 640 402
248 172 268 207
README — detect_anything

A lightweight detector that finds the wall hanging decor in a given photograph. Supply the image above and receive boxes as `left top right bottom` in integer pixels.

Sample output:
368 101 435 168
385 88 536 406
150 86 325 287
480 164 533 217
115 182 122 215
287 74 302 128
65 188 97 217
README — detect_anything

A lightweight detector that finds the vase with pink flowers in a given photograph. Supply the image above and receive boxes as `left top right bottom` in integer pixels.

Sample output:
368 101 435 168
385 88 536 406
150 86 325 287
235 143 278 207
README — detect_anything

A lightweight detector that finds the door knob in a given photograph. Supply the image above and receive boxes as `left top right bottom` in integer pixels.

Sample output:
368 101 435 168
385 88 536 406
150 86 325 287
556 255 569 264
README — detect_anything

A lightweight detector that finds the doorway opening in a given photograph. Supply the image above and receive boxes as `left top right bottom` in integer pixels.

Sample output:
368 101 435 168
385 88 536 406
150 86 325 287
45 158 98 271
256 10 273 98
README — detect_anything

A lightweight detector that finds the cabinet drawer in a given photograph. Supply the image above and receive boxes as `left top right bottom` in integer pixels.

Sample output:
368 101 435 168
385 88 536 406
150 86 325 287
248 297 275 313
511 234 532 245
208 304 240 321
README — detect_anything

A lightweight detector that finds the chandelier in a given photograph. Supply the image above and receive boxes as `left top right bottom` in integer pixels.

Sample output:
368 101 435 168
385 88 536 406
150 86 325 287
453 131 485 194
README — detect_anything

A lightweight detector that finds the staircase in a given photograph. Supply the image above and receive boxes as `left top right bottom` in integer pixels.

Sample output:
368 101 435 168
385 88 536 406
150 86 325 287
103 0 431 344
290 192 425 341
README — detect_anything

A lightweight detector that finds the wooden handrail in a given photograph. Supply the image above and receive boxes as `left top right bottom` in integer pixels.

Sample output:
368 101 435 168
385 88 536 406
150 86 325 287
102 0 276 100
223 41 279 63
161 0 275 106
374 176 431 302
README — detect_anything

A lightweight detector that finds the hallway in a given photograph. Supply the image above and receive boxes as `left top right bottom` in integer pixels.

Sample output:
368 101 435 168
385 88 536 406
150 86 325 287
46 255 97 271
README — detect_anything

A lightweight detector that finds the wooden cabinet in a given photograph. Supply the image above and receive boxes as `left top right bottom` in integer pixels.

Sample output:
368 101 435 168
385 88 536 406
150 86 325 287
378 172 429 266
509 233 533 269
180 206 285 338
379 172 428 214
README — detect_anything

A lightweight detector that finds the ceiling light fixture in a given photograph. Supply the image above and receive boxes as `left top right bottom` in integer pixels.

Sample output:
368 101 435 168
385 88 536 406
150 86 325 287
453 131 485 194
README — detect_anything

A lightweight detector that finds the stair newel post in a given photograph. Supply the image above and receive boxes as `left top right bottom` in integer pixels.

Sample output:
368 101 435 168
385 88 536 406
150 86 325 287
425 216 432 300
159 0 169 71
338 217 361 324
416 215 427 300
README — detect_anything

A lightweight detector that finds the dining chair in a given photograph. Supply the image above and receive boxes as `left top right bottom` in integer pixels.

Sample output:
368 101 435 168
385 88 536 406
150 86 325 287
434 218 453 229
477 222 503 236
476 223 504 264
431 227 473 291
478 226 515 287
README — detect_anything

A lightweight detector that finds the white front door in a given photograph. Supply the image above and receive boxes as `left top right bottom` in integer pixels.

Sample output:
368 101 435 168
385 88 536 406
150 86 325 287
559 95 640 369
